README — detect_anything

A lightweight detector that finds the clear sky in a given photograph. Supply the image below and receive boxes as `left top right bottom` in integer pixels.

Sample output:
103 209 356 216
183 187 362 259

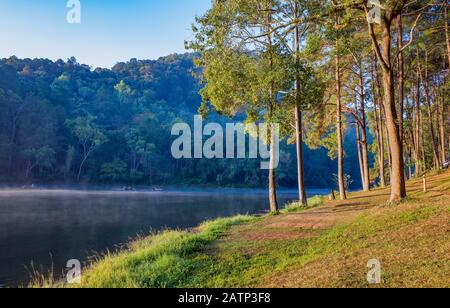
0 0 211 68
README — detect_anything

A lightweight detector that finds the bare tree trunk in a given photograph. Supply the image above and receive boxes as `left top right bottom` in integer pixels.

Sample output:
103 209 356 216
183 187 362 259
294 5 307 205
335 47 346 200
77 155 88 182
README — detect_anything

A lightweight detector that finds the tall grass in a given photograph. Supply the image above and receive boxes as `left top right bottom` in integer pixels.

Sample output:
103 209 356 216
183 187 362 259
71 215 257 288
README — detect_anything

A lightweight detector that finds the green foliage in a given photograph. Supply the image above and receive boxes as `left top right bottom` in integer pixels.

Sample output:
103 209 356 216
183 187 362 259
0 54 365 188
66 115 108 149
100 159 128 182
22 146 56 177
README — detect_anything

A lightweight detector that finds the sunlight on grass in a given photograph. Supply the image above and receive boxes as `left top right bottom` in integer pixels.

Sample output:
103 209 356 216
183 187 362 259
282 195 325 214
34 173 449 288
72 215 257 288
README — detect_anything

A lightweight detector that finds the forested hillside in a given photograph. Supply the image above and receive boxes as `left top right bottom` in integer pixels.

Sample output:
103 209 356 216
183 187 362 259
0 54 363 188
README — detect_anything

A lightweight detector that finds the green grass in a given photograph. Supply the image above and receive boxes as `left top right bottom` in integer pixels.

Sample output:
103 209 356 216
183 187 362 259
71 215 258 288
71 196 325 288
43 195 324 288
37 180 449 288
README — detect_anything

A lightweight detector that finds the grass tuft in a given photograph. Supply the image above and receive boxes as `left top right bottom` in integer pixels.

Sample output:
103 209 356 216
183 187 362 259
282 195 324 214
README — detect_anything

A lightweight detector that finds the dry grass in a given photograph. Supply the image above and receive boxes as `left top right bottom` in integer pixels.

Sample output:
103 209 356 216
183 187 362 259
189 171 450 288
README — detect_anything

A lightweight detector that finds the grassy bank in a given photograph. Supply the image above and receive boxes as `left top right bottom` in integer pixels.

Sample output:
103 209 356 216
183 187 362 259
39 172 449 288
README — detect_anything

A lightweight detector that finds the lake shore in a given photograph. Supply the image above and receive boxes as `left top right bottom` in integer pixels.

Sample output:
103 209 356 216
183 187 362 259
36 170 450 288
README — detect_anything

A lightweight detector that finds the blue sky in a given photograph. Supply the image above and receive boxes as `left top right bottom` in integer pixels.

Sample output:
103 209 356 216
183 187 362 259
0 0 211 68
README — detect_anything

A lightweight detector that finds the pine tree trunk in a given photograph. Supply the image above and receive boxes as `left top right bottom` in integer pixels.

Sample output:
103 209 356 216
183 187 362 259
335 48 346 200
358 63 370 191
379 93 392 182
380 22 406 202
269 124 279 212
294 105 307 205
445 7 450 68
355 113 365 187
367 10 407 202
382 68 406 201
439 94 447 164
421 52 440 169
414 61 423 175
408 147 413 179
410 92 418 177
375 98 386 187
420 107 427 171
294 6 307 205
397 15 405 143
372 56 386 187
266 9 278 213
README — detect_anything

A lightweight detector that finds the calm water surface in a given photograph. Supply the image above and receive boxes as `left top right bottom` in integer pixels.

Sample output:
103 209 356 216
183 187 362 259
0 188 328 287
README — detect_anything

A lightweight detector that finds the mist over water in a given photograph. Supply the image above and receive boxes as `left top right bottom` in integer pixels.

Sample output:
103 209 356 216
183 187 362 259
0 188 328 287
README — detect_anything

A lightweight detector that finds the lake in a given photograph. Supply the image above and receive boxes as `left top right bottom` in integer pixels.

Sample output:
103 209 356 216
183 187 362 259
0 188 328 287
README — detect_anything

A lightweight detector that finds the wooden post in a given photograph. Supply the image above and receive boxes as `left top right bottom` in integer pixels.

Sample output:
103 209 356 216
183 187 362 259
423 175 427 193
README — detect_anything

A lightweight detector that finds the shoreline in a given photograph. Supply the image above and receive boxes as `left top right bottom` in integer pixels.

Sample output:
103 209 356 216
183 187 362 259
32 171 450 288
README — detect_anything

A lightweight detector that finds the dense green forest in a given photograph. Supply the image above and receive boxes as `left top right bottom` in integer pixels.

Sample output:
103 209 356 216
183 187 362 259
0 54 365 189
